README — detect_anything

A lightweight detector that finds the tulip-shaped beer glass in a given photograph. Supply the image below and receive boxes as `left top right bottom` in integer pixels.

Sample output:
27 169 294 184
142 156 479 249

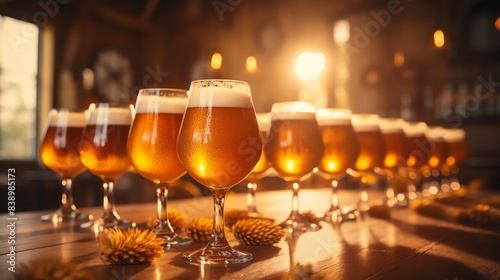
127 88 192 247
316 108 360 223
245 112 272 217
377 118 410 206
39 109 89 222
177 80 262 266
80 103 133 228
348 114 386 216
264 102 325 231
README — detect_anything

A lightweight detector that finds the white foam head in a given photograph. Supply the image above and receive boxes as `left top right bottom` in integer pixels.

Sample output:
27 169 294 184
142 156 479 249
316 108 352 125
48 110 87 127
379 118 405 133
136 95 187 114
271 101 316 120
187 80 253 108
351 114 380 132
402 122 427 137
256 112 271 132
87 106 133 125
425 126 447 141
442 128 466 142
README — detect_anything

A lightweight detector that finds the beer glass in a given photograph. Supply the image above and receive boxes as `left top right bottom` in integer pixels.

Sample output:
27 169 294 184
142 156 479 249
39 109 89 222
316 108 360 223
245 112 272 217
177 80 261 266
442 128 468 191
348 114 386 216
264 101 325 231
423 126 449 192
402 122 431 198
377 118 410 206
79 103 133 228
127 88 192 247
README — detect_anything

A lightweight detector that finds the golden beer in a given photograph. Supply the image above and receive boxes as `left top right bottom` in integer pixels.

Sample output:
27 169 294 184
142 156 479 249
247 113 272 180
379 119 410 170
403 122 431 168
80 107 132 180
317 120 359 176
443 129 468 167
265 116 325 180
424 127 449 168
177 107 262 189
352 115 386 172
128 95 187 182
40 122 86 178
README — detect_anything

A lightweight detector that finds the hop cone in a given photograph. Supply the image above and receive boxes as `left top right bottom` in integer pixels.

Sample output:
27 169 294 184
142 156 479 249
186 217 213 242
14 258 91 280
97 227 165 264
146 208 187 230
232 219 284 246
225 209 250 227
458 204 500 227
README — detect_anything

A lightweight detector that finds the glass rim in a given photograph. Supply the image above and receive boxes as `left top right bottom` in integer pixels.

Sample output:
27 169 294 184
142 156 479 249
190 79 249 87
316 108 352 119
271 101 316 113
138 88 188 94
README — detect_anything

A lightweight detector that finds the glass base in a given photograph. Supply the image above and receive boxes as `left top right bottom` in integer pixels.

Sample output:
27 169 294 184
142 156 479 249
151 220 193 248
279 212 322 232
183 245 253 267
159 234 193 248
321 207 358 224
41 207 90 222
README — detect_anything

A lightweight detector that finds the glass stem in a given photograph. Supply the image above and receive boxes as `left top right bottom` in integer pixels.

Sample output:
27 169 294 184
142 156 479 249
102 180 120 221
329 179 340 212
291 182 300 218
156 182 175 235
60 177 76 212
385 171 395 206
246 182 258 217
210 189 229 248
358 175 369 212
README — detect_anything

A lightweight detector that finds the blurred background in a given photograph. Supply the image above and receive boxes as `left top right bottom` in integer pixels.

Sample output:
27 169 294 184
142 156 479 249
0 0 499 212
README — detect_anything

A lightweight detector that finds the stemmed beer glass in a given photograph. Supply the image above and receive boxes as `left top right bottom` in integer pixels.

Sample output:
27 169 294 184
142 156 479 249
79 103 133 228
127 88 192 247
402 122 431 198
245 112 272 217
377 118 410 207
39 109 89 222
264 102 325 231
348 114 386 217
442 128 468 191
316 108 360 223
177 80 262 266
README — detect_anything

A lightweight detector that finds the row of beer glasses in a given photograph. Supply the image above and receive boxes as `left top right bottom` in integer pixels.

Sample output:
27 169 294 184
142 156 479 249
40 80 262 266
246 107 469 225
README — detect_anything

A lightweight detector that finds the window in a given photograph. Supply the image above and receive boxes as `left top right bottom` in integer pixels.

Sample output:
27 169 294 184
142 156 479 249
0 16 39 160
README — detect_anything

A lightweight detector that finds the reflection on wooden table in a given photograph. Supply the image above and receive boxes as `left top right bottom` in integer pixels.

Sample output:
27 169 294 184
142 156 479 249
1 188 499 280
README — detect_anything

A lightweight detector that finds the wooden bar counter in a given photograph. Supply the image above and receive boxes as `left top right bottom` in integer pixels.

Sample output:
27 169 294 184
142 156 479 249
1 188 500 279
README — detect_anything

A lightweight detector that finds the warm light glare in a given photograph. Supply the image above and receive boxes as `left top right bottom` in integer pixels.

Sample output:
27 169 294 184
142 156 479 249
394 51 405 67
295 52 326 81
246 56 257 73
327 161 336 171
286 159 295 171
211 52 222 69
334 20 350 44
434 30 445 48
496 17 500 30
